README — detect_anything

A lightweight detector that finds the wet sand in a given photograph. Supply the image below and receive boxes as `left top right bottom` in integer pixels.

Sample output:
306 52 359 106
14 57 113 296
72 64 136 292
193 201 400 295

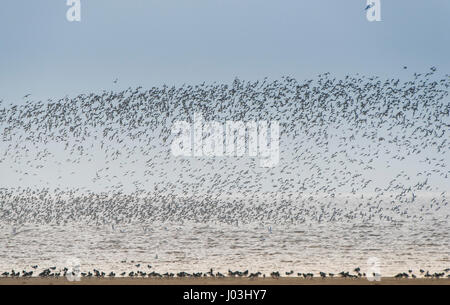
0 277 448 285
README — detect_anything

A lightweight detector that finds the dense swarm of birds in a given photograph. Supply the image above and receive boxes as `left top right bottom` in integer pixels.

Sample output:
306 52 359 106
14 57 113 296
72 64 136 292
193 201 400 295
0 68 449 227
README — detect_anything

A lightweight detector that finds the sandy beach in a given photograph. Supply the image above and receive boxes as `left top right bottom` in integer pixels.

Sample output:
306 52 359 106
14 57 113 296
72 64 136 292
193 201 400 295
0 277 448 285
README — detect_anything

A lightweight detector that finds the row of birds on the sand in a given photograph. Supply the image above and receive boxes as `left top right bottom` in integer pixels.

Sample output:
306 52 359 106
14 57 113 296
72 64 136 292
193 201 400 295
2 266 449 279
0 68 448 226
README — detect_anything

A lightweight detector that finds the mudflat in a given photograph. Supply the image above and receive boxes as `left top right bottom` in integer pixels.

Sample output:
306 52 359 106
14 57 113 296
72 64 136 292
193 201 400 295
0 277 448 285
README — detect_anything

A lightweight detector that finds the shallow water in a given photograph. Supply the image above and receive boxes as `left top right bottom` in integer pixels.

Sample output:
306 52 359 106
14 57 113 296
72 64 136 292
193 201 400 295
1 220 448 276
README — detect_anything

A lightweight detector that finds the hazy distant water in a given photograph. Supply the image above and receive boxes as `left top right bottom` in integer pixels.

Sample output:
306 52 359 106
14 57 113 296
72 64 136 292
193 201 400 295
1 220 448 276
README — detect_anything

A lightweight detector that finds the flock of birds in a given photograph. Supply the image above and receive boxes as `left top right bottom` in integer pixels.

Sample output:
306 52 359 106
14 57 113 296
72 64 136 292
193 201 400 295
0 68 449 279
1 265 449 280
0 67 448 227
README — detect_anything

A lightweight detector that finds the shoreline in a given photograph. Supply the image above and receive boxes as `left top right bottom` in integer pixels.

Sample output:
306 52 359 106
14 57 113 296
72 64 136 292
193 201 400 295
1 277 449 285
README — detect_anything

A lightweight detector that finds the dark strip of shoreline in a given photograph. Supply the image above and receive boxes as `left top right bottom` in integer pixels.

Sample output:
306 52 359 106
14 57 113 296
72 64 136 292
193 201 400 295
1 277 449 285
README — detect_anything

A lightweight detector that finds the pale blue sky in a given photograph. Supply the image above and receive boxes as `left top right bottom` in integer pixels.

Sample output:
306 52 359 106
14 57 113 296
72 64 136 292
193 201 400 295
0 0 449 103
